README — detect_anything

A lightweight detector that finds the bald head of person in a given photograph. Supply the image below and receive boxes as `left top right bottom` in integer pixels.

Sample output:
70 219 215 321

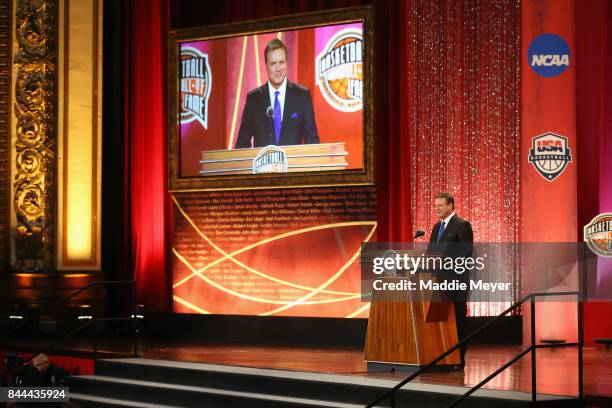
32 353 50 374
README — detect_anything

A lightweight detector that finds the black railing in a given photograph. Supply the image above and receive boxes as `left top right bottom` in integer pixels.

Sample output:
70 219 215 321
1 280 139 384
1 280 137 338
365 291 583 408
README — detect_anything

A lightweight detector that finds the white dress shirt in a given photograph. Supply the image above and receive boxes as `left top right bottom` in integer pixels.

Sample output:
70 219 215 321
268 78 287 121
438 212 455 240
442 212 456 227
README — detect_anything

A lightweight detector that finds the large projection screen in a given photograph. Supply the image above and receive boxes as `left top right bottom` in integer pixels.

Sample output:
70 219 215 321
168 7 374 191
169 7 376 318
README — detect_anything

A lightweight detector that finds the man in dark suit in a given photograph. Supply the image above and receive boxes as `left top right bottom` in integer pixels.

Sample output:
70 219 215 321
235 39 320 148
428 192 473 366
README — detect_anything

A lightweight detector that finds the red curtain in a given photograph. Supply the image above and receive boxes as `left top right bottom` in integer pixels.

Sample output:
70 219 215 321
125 0 171 311
379 0 520 316
375 0 412 242
576 0 612 345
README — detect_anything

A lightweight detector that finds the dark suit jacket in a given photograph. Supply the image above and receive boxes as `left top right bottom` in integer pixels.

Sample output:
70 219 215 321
235 81 320 148
428 214 474 299
429 214 473 362
428 214 474 258
19 364 67 386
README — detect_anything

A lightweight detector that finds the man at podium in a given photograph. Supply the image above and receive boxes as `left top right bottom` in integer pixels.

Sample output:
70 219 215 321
235 39 320 148
429 192 473 366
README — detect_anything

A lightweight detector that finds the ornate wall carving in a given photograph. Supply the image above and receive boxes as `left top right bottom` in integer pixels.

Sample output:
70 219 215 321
12 0 57 271
0 1 11 270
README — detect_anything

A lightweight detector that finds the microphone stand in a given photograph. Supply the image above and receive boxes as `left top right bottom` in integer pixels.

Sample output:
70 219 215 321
266 106 275 146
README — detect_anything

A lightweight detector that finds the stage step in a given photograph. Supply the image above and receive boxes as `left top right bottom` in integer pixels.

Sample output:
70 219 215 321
69 393 183 408
69 375 364 408
67 358 581 408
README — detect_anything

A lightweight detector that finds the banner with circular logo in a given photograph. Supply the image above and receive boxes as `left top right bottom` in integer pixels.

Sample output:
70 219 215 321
584 213 612 257
315 28 363 112
527 33 570 78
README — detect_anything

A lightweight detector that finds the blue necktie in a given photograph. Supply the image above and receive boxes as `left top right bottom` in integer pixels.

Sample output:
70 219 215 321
274 91 281 144
437 221 445 241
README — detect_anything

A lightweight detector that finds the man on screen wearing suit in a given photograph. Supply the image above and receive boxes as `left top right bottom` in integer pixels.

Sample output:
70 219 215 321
235 39 320 148
429 192 474 367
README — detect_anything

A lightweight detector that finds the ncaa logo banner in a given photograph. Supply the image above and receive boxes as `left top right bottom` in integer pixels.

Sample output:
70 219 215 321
528 132 572 181
180 46 212 129
528 33 570 77
315 28 363 112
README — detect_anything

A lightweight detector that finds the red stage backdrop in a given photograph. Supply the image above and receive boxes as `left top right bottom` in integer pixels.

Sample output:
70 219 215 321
131 1 609 330
521 0 578 345
133 0 523 317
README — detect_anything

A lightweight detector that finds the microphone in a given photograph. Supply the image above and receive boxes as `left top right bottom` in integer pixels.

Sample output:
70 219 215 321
266 106 275 145
413 229 425 239
382 249 398 276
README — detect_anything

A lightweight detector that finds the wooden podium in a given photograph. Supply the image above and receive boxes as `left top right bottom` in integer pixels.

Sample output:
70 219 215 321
200 143 348 176
364 273 462 370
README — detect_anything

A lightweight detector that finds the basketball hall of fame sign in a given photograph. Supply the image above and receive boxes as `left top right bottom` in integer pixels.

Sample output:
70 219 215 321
584 213 612 257
253 145 288 174
180 46 212 129
528 132 572 181
315 28 363 112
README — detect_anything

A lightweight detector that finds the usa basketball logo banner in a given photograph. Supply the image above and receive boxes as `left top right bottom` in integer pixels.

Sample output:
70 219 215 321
315 28 363 112
584 213 612 257
180 46 212 129
528 132 572 181
253 146 288 174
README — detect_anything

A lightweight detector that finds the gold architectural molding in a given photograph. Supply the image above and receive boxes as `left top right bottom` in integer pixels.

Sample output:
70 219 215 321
0 0 11 271
12 0 57 271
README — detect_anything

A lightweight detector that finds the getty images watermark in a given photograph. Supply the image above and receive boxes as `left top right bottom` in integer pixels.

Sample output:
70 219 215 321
360 243 603 303
370 252 512 294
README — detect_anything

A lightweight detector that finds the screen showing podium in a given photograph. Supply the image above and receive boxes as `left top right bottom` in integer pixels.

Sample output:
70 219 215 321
200 143 348 175
168 8 375 190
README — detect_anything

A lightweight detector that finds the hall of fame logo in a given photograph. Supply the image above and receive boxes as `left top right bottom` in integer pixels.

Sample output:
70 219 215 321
180 46 212 129
584 213 612 257
315 28 363 112
528 132 572 181
253 145 288 174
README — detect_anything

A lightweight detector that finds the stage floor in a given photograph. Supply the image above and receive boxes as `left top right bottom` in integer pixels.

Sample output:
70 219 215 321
137 342 611 399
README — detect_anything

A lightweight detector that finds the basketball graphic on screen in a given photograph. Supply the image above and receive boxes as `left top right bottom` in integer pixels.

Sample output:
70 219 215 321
329 78 349 99
316 28 363 112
